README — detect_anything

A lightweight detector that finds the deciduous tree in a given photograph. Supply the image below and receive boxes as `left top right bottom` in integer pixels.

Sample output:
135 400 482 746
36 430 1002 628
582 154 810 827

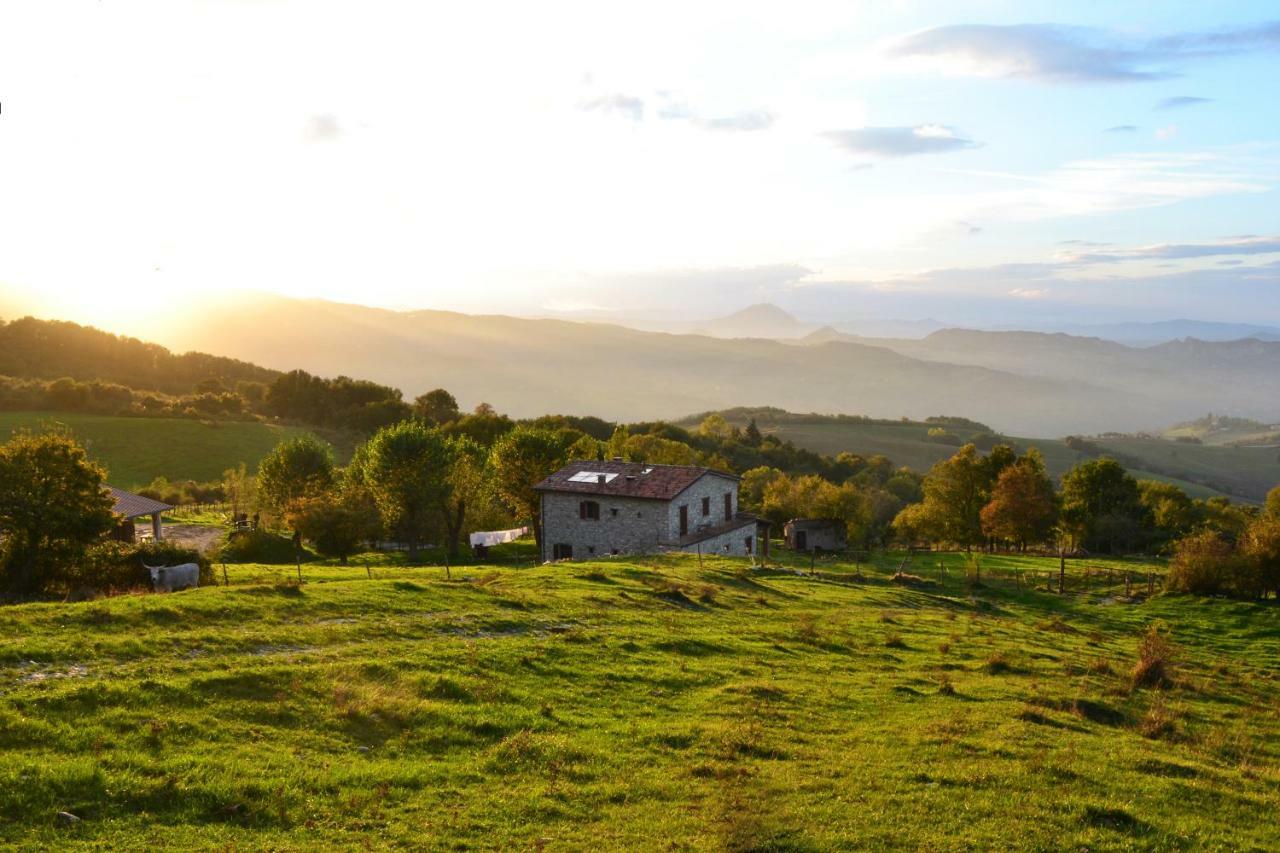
490 425 572 553
0 431 116 594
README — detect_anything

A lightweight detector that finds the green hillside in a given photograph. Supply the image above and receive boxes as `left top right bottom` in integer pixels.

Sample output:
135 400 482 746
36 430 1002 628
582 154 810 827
0 413 351 488
687 410 1277 503
1 551 1277 848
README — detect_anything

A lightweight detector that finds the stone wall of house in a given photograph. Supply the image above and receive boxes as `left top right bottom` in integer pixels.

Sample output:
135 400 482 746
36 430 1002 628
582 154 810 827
540 492 667 561
665 473 738 541
666 520 758 558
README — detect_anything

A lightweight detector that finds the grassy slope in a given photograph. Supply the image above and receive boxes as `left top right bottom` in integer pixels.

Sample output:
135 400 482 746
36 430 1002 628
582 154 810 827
715 418 1265 502
0 413 353 489
1 551 1277 849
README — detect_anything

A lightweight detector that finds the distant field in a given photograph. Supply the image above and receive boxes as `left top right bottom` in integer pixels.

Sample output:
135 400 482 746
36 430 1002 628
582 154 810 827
1 550 1277 848
0 412 351 488
700 416 1275 502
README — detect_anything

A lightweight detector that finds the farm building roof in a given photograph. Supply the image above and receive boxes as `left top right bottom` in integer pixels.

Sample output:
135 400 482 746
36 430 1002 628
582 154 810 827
534 460 737 501
107 486 173 520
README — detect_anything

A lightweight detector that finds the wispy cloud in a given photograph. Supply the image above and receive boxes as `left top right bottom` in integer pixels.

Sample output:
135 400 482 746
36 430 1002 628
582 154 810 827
304 114 342 143
886 22 1280 83
578 93 645 121
1105 125 1140 133
698 109 775 132
1156 95 1212 109
1058 234 1280 264
823 125 979 158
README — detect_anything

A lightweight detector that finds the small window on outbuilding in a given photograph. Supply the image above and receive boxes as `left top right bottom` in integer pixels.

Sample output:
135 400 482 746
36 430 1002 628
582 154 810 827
701 496 710 516
610 507 619 517
579 500 600 520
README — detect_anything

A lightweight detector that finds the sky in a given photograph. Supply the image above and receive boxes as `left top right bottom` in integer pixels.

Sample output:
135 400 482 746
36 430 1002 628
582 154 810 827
1 0 1279 334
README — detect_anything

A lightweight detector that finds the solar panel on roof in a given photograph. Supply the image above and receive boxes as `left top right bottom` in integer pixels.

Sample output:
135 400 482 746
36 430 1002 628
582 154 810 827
568 471 618 483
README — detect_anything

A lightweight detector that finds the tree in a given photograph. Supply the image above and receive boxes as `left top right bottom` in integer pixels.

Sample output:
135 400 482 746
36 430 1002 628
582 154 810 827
759 474 869 541
980 449 1057 551
738 466 785 514
1059 458 1146 553
257 436 335 536
1265 486 1280 520
698 414 733 441
1139 480 1199 545
1241 516 1280 599
744 419 763 447
913 444 991 551
490 425 572 553
222 463 256 522
287 487 380 564
621 434 699 465
0 431 116 594
361 420 451 559
439 435 492 559
413 388 460 425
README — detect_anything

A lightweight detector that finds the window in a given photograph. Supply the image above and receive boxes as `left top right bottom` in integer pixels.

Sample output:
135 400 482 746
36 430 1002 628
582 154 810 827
701 496 710 516
587 546 595 554
552 543 573 560
724 492 733 520
745 536 753 554
579 500 600 520
610 508 619 517
679 505 688 536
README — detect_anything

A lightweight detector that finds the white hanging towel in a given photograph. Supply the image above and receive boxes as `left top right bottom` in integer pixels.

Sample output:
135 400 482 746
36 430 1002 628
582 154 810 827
469 526 529 548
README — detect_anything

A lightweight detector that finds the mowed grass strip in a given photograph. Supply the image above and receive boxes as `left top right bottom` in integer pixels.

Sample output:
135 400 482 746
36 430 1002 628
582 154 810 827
0 552 1278 849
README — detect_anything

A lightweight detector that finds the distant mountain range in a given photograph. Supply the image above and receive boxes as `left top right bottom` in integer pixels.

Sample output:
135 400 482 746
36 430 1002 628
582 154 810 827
64 293 1262 438
694 304 1280 346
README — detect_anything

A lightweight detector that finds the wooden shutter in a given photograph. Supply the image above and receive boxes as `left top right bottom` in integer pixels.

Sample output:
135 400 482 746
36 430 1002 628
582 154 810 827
724 492 732 520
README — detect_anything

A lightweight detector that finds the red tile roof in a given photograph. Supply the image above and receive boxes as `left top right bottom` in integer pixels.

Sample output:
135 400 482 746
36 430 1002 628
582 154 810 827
107 486 173 519
534 460 737 501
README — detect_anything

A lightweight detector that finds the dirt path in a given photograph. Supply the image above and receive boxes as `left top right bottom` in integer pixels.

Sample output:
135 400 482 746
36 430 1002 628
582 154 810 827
161 524 225 553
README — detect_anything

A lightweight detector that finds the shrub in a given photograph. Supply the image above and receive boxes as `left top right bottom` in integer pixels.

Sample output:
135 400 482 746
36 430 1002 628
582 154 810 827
1132 622 1176 689
68 540 212 592
1167 531 1237 596
219 529 312 564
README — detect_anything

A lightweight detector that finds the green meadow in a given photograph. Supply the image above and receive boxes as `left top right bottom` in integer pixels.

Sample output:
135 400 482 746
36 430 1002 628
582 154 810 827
0 413 351 489
1 549 1277 849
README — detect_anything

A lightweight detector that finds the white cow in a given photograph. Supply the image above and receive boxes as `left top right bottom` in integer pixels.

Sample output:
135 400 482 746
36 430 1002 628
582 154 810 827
145 563 200 592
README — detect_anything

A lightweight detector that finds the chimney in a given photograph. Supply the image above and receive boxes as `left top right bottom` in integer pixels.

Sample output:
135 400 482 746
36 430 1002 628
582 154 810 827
597 474 606 484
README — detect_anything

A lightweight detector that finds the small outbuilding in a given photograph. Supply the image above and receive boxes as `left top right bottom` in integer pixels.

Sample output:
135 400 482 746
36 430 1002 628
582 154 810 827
783 518 846 552
108 486 173 543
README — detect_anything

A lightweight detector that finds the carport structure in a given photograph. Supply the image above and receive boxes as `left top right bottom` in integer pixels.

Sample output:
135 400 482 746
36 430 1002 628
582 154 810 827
107 486 173 542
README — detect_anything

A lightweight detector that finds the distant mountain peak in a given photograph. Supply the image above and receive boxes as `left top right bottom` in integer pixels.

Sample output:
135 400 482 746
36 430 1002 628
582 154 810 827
700 303 813 340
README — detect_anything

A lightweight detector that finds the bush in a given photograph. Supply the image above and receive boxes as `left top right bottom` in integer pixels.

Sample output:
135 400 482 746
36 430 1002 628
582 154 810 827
67 541 212 593
1167 531 1237 596
1132 622 1176 690
218 528 312 564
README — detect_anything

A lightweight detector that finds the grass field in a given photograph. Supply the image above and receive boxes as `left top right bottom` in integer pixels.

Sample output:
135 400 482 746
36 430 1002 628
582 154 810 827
701 416 1276 503
0 413 353 489
2 549 1277 849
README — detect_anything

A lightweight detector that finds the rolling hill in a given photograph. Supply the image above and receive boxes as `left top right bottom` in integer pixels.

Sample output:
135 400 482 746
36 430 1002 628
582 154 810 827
114 293 1264 438
0 412 349 488
682 408 1279 502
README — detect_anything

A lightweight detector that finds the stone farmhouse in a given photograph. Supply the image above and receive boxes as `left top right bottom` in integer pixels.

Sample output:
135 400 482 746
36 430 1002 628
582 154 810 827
534 460 769 562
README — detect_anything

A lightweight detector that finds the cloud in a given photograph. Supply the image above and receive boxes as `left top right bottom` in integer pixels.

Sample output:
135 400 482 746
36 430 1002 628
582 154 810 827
578 93 644 121
304 114 342 143
1058 234 1280 265
1105 125 1139 133
886 22 1280 83
1155 125 1179 140
1009 287 1050 299
698 109 775 132
957 221 983 235
823 125 979 158
1156 95 1212 110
